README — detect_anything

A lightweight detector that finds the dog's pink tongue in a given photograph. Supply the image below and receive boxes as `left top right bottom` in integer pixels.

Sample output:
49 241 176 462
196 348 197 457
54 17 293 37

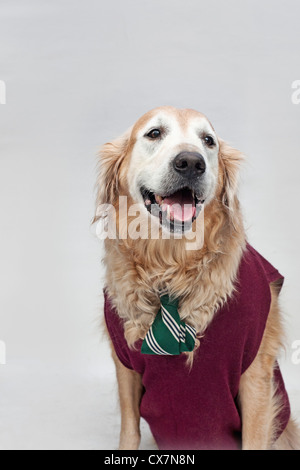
163 189 195 222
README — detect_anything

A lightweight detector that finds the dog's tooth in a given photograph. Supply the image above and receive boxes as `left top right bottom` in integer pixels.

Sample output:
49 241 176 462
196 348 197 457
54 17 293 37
155 195 163 205
166 204 173 220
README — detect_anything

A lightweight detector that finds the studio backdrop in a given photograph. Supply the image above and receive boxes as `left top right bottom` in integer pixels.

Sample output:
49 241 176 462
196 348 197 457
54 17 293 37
0 0 299 450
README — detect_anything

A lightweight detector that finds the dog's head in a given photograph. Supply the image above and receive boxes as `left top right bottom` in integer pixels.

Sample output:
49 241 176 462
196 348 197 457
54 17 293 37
94 106 243 236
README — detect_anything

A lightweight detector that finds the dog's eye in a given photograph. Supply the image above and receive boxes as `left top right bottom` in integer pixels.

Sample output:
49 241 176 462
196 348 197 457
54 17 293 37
204 135 215 147
146 129 161 139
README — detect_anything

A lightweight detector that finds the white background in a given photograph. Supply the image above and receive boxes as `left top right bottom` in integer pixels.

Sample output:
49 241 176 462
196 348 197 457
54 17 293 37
0 0 299 450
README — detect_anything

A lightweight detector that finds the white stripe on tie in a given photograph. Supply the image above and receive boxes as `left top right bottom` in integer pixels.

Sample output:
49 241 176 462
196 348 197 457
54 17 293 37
180 325 186 343
145 326 171 355
161 306 181 342
145 328 164 355
186 324 197 340
145 332 163 355
161 306 181 333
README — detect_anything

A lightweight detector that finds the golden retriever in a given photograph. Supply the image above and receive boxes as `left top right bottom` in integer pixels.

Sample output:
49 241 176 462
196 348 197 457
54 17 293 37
94 106 300 450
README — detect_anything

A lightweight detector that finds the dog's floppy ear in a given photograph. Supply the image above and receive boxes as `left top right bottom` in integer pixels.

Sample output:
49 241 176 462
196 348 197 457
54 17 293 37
93 128 132 223
218 139 244 212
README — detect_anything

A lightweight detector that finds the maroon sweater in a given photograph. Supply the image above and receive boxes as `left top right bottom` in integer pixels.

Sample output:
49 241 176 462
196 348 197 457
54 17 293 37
104 244 290 450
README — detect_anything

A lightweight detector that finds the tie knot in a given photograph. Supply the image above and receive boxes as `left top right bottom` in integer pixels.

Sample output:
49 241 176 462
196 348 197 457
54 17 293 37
160 294 179 309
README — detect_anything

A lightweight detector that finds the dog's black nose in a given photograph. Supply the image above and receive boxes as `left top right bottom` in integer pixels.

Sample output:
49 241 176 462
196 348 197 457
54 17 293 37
173 151 206 178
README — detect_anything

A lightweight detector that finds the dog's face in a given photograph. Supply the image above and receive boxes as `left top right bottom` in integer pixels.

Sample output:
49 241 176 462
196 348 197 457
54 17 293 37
127 107 219 233
95 106 243 237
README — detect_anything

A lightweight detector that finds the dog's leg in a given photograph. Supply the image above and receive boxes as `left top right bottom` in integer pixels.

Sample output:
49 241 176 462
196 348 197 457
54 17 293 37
238 282 283 450
239 352 276 449
111 344 143 450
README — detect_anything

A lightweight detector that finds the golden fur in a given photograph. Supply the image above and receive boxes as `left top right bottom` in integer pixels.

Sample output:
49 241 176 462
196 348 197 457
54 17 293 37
94 106 300 449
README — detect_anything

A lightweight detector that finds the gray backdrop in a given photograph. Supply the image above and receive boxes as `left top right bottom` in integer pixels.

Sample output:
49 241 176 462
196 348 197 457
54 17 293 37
0 0 299 450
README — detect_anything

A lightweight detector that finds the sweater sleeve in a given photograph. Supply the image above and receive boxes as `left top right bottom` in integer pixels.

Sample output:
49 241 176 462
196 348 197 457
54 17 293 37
247 245 284 289
103 290 133 370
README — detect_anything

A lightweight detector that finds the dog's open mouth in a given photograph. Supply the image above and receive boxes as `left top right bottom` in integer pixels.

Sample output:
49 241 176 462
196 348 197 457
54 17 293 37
141 186 204 232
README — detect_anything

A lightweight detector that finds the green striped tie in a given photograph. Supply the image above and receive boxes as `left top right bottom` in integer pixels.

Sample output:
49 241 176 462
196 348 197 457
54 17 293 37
141 294 197 355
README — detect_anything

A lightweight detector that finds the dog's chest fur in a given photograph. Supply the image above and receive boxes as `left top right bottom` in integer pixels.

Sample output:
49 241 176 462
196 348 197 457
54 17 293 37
104 236 245 348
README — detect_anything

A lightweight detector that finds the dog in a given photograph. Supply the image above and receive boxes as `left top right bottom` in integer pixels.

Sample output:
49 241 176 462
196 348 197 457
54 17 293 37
94 106 300 450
